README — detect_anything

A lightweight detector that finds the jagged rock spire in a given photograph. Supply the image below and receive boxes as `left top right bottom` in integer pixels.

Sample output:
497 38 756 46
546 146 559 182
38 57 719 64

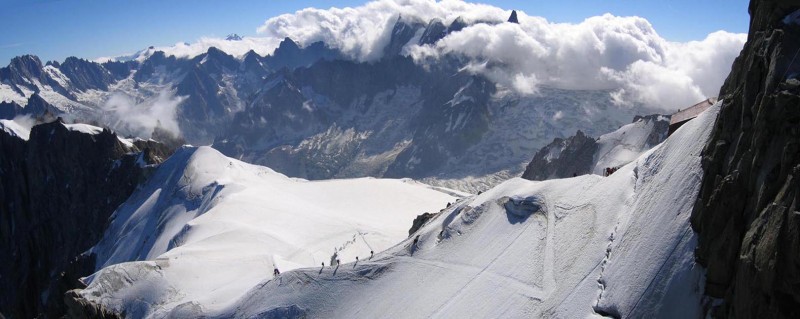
508 10 519 24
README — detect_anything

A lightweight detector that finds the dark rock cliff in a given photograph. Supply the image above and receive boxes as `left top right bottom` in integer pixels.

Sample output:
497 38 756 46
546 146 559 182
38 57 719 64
0 119 171 318
521 130 598 180
691 0 800 317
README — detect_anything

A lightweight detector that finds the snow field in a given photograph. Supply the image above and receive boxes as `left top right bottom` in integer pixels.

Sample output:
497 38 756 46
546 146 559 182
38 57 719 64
216 102 720 318
80 146 458 317
79 102 719 318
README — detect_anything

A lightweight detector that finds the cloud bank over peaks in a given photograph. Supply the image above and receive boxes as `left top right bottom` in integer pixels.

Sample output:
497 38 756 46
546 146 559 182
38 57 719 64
99 89 185 139
98 36 283 63
258 0 507 61
259 0 746 111
99 0 744 112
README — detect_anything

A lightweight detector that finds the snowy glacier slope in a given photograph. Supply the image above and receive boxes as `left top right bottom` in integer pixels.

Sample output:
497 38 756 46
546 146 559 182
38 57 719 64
76 103 717 318
592 115 669 175
196 103 717 318
77 146 458 317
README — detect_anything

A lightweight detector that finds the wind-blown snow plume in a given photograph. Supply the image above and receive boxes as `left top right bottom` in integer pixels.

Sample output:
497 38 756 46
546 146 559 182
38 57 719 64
100 90 185 138
258 0 745 111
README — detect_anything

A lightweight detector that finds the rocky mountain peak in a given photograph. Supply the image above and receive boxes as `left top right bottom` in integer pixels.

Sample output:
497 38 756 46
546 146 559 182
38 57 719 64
59 56 114 91
226 33 243 41
448 16 468 33
6 54 45 80
419 18 448 45
384 16 426 57
277 37 301 53
508 10 519 23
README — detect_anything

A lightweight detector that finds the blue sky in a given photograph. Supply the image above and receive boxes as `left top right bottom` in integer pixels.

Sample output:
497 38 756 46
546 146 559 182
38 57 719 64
0 0 749 65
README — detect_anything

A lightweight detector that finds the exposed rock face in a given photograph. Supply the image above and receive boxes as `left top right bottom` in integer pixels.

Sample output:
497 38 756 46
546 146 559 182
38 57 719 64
383 17 425 57
0 119 171 318
59 57 115 92
691 0 800 317
508 10 519 24
63 290 121 319
521 130 597 180
409 212 439 236
521 114 669 181
634 114 671 147
0 101 23 119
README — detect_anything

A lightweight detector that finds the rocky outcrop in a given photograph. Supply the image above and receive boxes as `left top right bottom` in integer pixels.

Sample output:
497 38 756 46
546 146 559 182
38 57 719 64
521 130 598 180
59 57 115 92
691 0 800 317
634 114 671 147
521 114 669 181
63 290 122 319
409 212 439 236
0 119 172 318
0 101 23 119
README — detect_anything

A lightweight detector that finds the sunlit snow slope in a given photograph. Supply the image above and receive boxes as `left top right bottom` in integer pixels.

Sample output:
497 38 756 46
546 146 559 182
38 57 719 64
77 103 718 318
77 146 458 317
200 103 718 318
592 115 670 174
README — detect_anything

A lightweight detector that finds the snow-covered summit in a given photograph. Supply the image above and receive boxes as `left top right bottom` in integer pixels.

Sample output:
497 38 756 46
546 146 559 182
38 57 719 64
73 146 458 317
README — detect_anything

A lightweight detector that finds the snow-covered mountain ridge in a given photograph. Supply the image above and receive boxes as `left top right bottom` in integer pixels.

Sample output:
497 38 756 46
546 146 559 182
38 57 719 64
69 95 720 318
66 146 459 317
522 114 670 180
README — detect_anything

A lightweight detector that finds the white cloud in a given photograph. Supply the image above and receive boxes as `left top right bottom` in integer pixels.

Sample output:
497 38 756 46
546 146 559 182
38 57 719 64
257 0 507 61
257 1 745 111
100 89 185 138
103 0 745 112
100 36 283 63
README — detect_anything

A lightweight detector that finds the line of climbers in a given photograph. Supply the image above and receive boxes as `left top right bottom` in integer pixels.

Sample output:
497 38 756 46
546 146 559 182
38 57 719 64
272 250 375 277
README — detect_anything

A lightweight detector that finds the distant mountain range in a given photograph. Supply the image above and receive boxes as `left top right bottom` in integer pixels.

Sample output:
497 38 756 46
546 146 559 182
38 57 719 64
0 12 660 192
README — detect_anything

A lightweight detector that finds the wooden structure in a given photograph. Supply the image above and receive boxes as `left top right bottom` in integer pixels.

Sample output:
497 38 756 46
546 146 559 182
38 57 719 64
668 98 717 136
